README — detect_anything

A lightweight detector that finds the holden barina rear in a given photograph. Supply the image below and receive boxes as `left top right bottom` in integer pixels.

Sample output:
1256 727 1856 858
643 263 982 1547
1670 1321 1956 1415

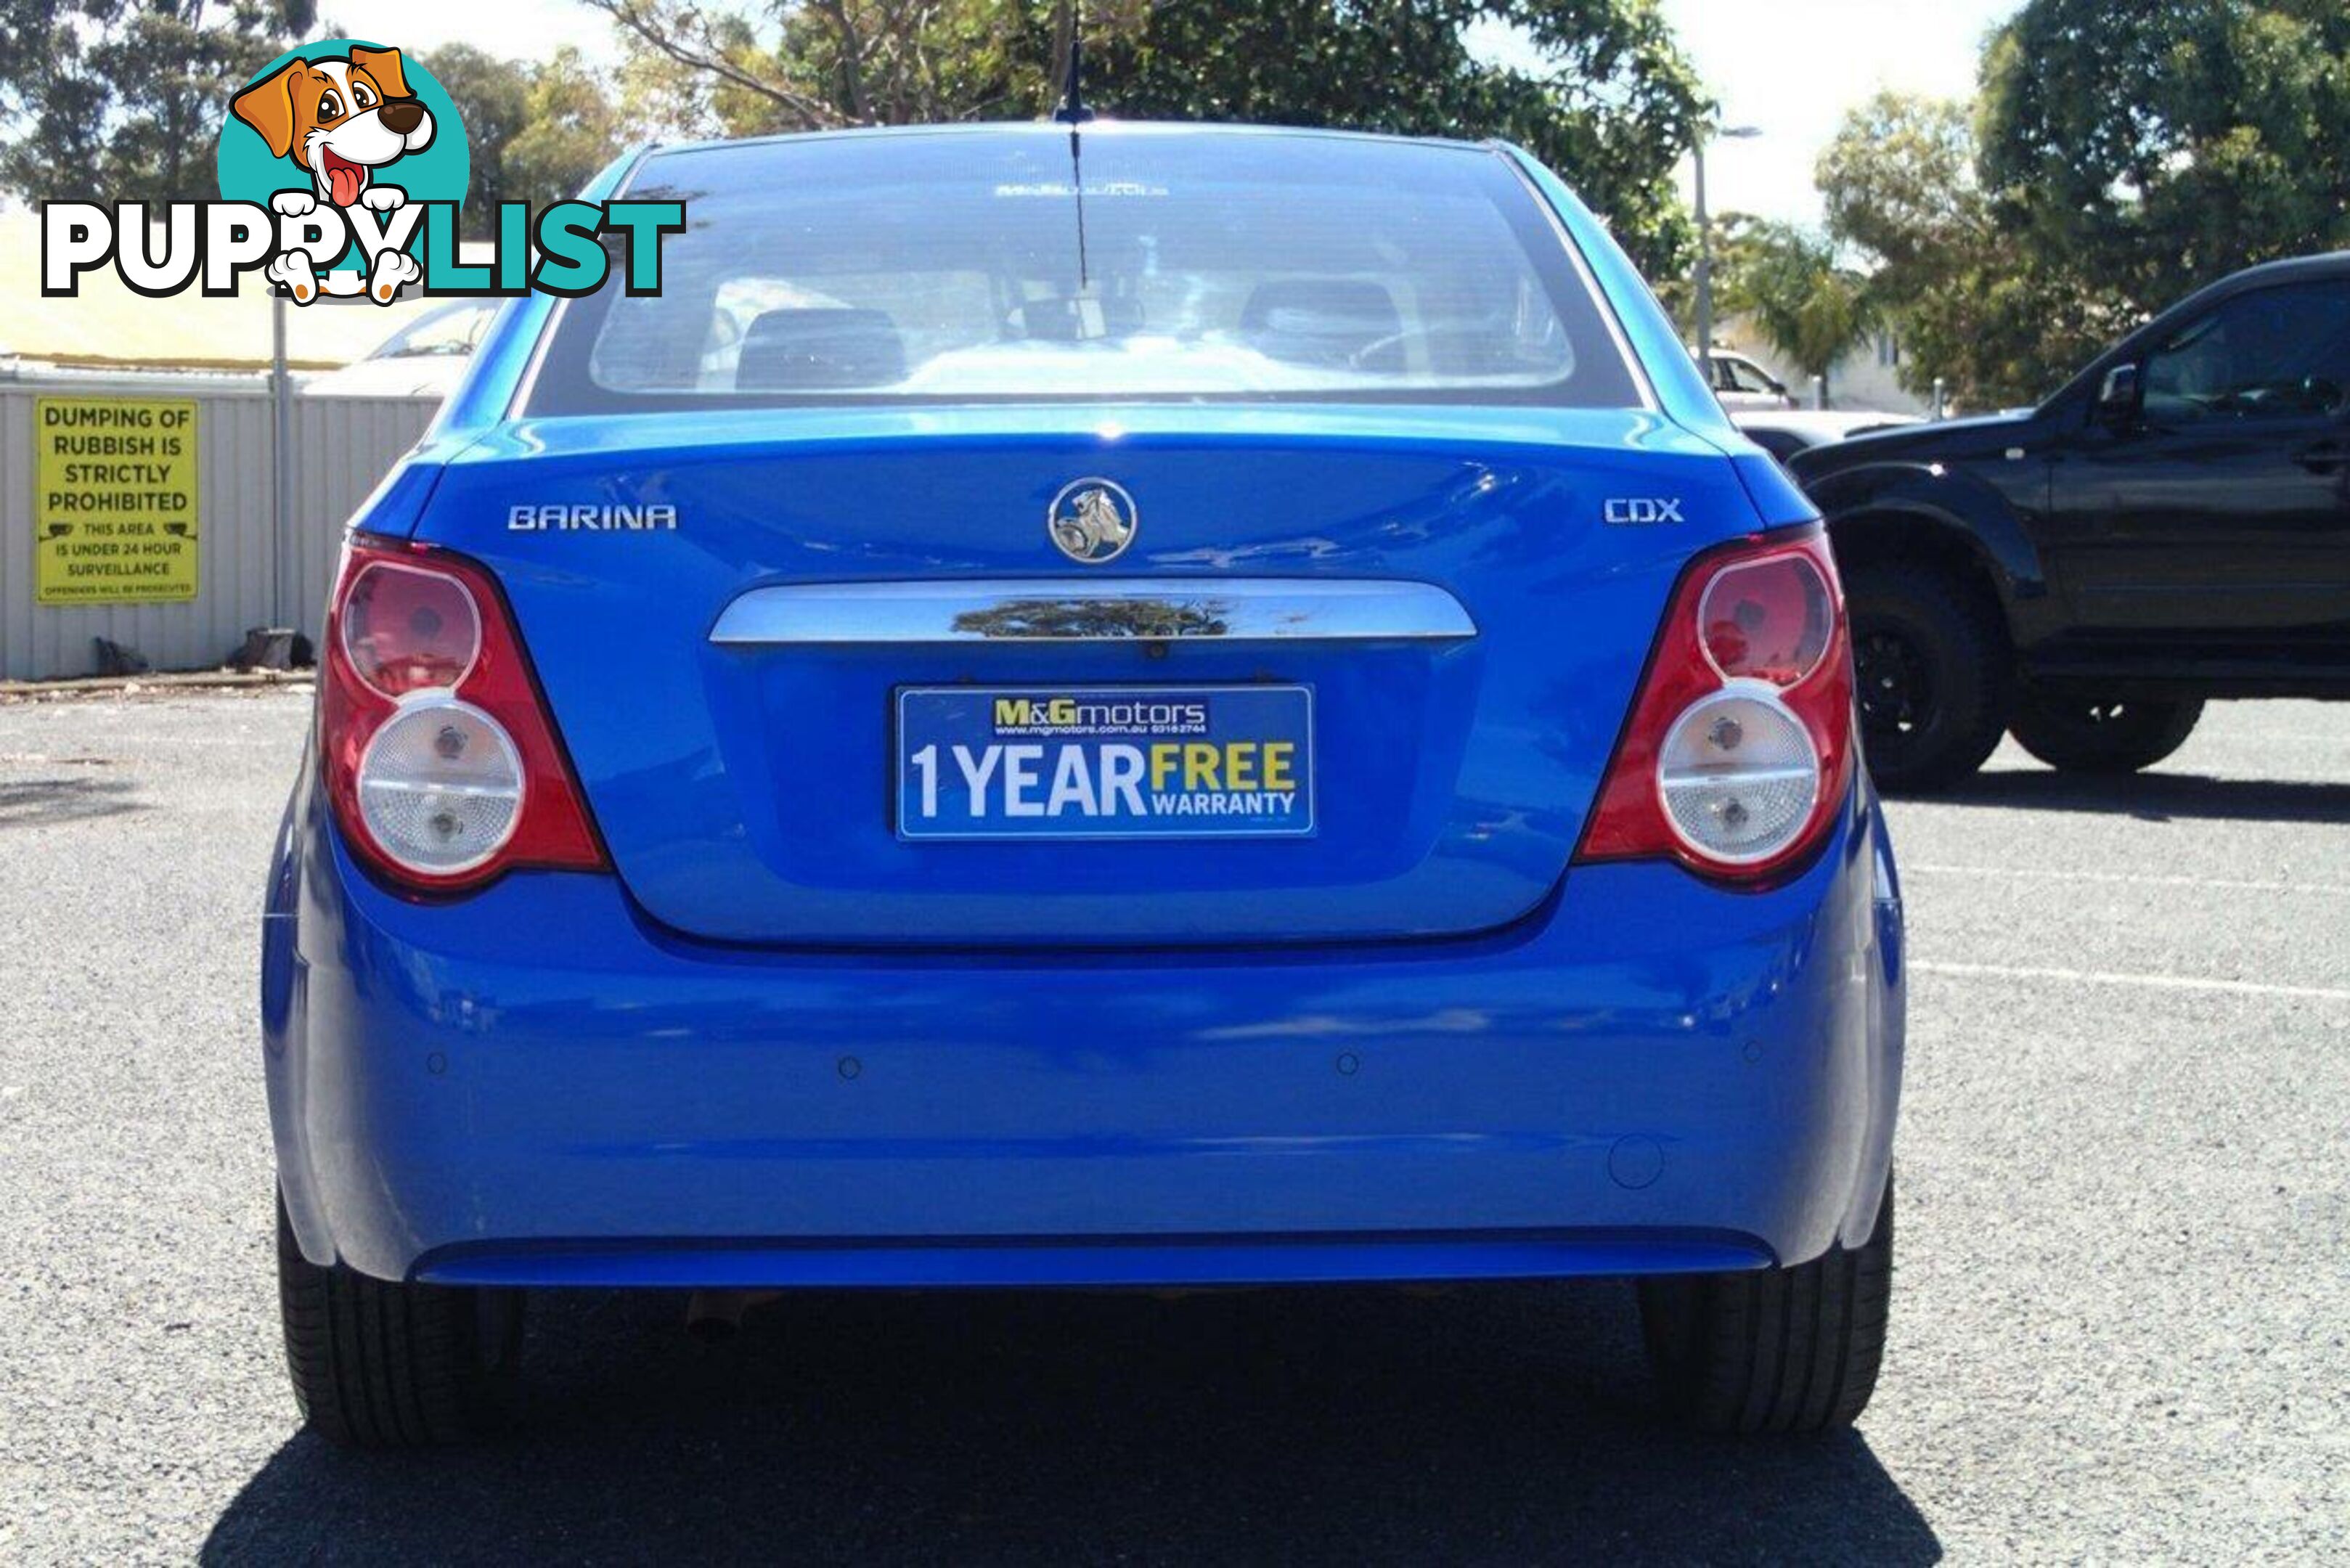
261 124 1904 1447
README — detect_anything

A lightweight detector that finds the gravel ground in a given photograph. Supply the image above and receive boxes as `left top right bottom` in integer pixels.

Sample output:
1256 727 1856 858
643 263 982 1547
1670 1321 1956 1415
1 687 2343 1564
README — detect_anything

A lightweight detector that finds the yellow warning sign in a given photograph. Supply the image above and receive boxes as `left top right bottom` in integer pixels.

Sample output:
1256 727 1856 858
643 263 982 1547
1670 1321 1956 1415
34 396 200 605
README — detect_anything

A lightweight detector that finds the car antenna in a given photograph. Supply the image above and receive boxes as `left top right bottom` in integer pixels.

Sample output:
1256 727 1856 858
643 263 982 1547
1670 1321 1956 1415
1053 4 1093 293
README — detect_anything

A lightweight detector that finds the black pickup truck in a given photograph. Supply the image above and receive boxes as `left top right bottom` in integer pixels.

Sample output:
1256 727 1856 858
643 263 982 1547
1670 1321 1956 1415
1792 251 2350 791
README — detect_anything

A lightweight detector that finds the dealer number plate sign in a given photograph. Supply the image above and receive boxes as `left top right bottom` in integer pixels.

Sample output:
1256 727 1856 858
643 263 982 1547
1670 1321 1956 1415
897 686 1315 841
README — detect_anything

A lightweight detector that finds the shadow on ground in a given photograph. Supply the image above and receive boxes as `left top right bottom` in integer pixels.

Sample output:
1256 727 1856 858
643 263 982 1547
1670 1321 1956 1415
1916 766 2350 825
0 776 144 830
202 1283 1938 1564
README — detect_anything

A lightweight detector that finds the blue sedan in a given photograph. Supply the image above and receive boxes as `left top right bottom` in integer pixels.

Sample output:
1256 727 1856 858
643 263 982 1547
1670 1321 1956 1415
262 123 1904 1445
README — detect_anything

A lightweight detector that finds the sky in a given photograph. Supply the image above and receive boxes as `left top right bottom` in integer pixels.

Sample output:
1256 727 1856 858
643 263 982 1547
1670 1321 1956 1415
370 0 2024 229
1651 0 2021 226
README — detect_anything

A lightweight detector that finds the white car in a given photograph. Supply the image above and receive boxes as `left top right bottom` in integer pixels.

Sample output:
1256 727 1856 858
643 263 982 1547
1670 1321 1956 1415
1694 348 1796 410
1733 408 1924 463
301 300 497 398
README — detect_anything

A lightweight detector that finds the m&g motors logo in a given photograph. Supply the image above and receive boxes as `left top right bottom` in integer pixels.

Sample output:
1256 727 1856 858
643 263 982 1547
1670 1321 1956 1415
992 695 1212 737
41 38 682 306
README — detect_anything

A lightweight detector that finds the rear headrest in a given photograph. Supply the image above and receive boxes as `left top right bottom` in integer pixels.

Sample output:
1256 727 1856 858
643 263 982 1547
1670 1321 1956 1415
1239 280 1403 372
736 308 905 391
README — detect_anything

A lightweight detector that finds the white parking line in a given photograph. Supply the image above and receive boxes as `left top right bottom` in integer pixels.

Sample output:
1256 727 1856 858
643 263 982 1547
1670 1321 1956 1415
1912 960 2350 1003
1906 864 2350 898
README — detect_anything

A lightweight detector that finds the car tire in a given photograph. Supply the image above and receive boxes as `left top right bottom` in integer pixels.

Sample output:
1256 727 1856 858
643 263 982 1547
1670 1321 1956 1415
1845 562 2010 793
277 1192 522 1448
1638 1171 1893 1436
2007 691 2203 775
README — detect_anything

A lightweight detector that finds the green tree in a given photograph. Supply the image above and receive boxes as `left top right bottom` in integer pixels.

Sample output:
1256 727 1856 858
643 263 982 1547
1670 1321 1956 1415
1718 222 1874 406
1979 0 2350 311
505 47 624 205
425 44 623 235
1815 91 1977 280
1816 90 2116 409
1827 1 2350 416
0 0 317 203
1090 0 1705 275
585 0 1707 275
591 0 1068 134
423 44 530 222
1656 208 1765 334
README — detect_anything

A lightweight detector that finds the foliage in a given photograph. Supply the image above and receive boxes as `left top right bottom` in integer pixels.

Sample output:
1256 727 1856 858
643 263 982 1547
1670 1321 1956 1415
1090 0 1707 275
1816 6 2350 411
506 48 625 210
1816 91 2121 409
1978 0 2350 313
1715 221 1874 400
1655 208 1761 332
423 45 624 234
0 0 318 203
584 0 1707 276
1815 91 1978 281
421 46 529 213
586 0 1073 135
0 9 615 220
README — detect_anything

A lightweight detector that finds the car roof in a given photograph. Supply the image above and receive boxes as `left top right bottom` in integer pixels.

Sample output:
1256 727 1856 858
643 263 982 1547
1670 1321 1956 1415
2041 248 2350 409
645 120 1498 161
2148 249 2350 328
2195 248 2350 293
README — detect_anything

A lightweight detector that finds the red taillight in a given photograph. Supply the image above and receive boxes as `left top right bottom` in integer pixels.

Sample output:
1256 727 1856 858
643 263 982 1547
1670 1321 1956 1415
341 560 481 697
1577 526 1853 883
322 536 605 892
1700 552 1832 685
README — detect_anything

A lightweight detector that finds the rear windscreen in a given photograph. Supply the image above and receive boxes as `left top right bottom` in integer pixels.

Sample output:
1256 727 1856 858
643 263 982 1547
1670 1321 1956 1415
524 128 1645 412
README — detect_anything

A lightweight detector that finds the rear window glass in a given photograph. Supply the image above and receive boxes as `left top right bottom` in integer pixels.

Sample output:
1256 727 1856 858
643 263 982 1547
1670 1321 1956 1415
526 128 1644 412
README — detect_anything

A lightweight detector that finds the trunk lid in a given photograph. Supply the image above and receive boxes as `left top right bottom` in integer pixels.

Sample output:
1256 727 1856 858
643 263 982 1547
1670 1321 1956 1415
412 404 1757 947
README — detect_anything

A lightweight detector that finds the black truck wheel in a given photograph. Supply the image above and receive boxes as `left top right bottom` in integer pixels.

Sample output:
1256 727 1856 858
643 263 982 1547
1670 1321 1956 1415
1639 1172 1893 1435
1845 563 2010 792
277 1193 522 1447
2008 691 2203 775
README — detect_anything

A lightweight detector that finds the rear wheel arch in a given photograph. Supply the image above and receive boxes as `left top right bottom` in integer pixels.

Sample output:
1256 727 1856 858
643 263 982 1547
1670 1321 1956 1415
1803 453 2052 608
277 1191 523 1448
1827 510 2014 640
1830 516 2015 792
1640 1168 1896 1435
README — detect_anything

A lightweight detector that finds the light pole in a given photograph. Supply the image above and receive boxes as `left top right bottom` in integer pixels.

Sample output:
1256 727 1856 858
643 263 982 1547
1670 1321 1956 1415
1692 122 1761 388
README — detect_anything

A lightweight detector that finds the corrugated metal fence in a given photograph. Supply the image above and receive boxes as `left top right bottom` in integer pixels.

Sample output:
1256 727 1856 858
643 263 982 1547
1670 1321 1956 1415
1 379 436 681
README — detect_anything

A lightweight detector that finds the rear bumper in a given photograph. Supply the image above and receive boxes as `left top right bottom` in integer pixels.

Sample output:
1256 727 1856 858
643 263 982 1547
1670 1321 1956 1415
264 783 1904 1287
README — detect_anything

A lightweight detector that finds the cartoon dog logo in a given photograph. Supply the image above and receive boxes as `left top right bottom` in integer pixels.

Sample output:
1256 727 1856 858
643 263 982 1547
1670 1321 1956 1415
230 45 433 302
